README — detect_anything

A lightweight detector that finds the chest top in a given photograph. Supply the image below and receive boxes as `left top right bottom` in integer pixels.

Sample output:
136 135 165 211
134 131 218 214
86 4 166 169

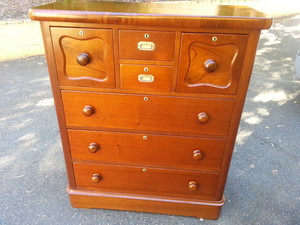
30 1 272 30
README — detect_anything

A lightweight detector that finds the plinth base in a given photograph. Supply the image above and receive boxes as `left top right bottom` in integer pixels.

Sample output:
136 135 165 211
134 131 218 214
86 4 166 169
67 187 224 220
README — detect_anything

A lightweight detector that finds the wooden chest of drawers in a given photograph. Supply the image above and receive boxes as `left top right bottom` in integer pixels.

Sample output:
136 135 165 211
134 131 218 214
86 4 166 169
30 1 272 220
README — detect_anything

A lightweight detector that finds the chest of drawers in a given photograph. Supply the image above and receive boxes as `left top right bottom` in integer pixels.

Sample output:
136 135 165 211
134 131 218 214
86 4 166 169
30 1 272 220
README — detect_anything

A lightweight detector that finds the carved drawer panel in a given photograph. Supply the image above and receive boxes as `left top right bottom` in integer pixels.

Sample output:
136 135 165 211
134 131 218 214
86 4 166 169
73 162 220 200
62 91 234 136
119 30 176 61
51 27 115 88
120 64 173 92
177 33 248 94
68 129 226 171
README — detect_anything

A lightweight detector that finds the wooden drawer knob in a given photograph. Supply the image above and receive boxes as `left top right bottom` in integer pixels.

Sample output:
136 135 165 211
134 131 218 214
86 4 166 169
198 112 209 124
88 143 99 153
193 150 204 160
188 181 198 191
82 105 94 117
91 174 101 183
204 59 217 72
77 53 90 66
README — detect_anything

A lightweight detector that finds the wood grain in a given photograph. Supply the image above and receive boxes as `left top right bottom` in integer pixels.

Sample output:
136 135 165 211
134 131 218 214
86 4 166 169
119 30 176 61
73 162 219 200
61 91 234 136
51 27 115 88
177 33 248 94
68 129 226 171
29 2 272 30
68 187 225 219
120 64 173 92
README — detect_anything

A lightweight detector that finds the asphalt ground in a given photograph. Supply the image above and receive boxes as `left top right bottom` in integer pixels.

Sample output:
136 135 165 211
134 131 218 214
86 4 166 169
0 15 300 225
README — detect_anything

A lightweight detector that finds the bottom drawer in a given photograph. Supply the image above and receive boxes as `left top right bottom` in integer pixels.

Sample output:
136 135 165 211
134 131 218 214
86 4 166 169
73 163 219 200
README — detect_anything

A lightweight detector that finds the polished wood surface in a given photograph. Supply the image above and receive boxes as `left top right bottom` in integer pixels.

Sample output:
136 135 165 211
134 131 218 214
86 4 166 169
31 1 272 220
68 130 226 171
62 91 234 136
68 187 224 219
51 27 115 88
119 30 175 61
177 33 248 94
29 1 272 30
120 64 173 92
73 162 219 200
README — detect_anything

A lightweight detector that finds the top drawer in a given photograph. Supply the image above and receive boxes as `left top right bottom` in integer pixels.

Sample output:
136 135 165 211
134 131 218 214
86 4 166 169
119 30 176 61
51 27 115 88
177 33 248 95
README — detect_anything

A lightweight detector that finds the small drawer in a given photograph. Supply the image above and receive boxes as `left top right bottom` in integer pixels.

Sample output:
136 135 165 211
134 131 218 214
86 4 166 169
73 162 219 200
68 130 226 171
119 30 176 61
62 91 234 136
120 64 173 92
177 33 248 94
51 27 115 88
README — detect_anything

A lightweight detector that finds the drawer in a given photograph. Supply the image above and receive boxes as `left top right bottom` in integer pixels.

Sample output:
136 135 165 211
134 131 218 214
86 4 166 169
177 33 248 94
51 27 115 88
62 91 234 136
68 130 226 170
120 64 173 92
119 30 175 61
73 162 219 200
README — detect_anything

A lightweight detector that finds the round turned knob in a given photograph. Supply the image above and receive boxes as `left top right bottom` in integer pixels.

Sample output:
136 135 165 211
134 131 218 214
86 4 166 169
193 150 204 161
82 105 94 117
77 53 90 66
188 181 198 191
198 112 209 124
91 174 101 183
204 59 217 72
88 143 99 153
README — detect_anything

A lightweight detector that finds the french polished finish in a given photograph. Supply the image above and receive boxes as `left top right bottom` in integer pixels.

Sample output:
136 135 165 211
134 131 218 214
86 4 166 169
73 162 219 200
30 1 272 220
120 64 173 92
177 33 248 94
50 27 115 88
68 130 226 171
62 91 234 136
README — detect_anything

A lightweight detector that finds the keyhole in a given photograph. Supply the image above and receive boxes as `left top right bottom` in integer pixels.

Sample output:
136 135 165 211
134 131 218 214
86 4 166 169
144 33 150 39
212 36 217 42
79 31 84 36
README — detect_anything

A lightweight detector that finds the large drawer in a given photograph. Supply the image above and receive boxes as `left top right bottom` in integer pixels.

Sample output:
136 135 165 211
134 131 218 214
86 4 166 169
62 91 234 136
73 162 219 200
68 130 226 171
